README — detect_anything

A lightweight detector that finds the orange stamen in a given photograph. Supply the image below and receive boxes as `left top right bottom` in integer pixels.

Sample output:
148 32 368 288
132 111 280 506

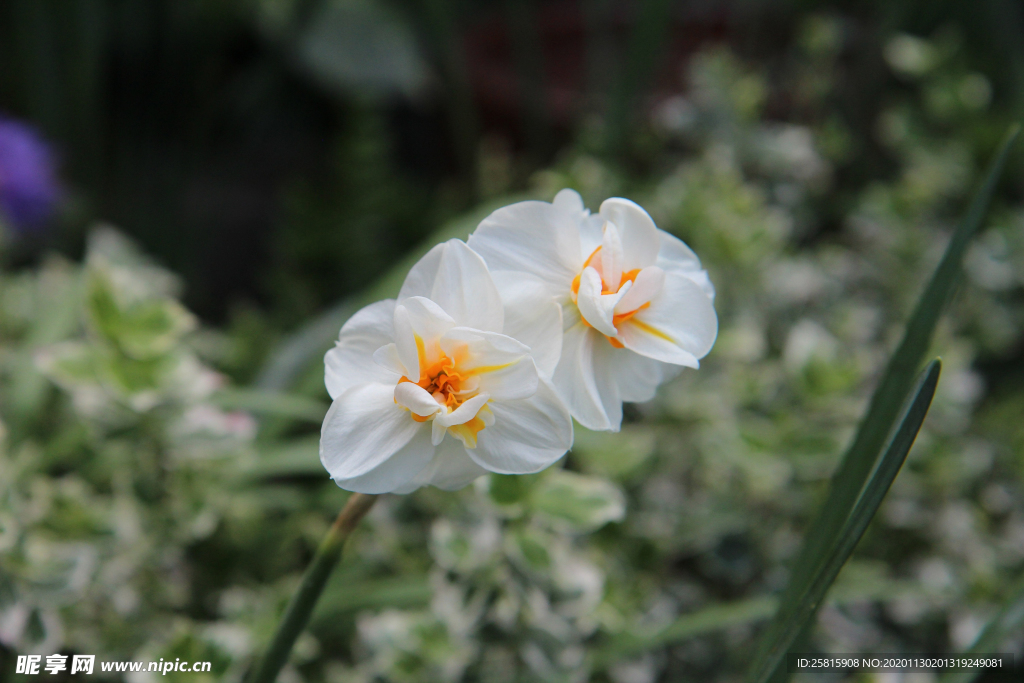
612 301 649 327
571 250 649 349
398 352 469 410
397 351 497 439
448 415 488 448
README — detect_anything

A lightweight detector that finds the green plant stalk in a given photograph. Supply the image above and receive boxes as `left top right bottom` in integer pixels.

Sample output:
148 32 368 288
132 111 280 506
249 493 379 683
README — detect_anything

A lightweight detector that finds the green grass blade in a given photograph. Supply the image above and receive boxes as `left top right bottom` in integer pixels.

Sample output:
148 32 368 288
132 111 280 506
749 360 942 683
312 575 433 624
748 126 1018 680
592 578 928 670
253 300 362 393
246 436 323 479
210 388 328 423
789 127 1018 594
255 195 529 392
597 597 778 668
938 572 1024 683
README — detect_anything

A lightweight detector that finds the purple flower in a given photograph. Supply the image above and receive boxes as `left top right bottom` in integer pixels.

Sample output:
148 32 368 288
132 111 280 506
0 115 61 233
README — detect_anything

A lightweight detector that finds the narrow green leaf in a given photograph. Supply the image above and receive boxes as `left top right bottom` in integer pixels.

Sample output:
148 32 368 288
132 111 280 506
593 578 928 669
750 126 1018 682
312 576 433 624
939 572 1024 683
210 388 328 423
598 597 777 667
793 127 1017 589
748 360 942 683
247 436 323 479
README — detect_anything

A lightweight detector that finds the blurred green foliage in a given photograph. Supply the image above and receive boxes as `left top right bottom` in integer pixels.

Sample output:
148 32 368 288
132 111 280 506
1 2 1024 683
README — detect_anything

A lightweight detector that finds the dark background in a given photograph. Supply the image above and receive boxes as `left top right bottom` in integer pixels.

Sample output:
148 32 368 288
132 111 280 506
3 0 1023 324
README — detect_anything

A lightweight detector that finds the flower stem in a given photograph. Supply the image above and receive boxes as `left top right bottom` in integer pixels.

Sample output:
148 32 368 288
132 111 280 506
249 492 379 683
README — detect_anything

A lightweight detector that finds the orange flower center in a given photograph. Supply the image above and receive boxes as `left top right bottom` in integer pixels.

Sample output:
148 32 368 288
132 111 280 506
395 351 491 446
570 246 650 348
398 352 469 421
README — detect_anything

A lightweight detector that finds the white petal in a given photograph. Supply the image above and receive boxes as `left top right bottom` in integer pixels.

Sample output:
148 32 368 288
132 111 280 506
393 305 420 380
600 221 623 292
491 271 563 378
591 341 624 431
428 240 503 332
551 322 613 431
599 342 674 403
618 269 718 367
468 200 581 292
618 323 699 368
439 327 538 400
552 188 585 214
681 269 716 301
401 296 457 341
394 382 441 417
372 343 407 377
478 405 495 427
392 438 488 493
320 382 422 481
614 265 665 315
657 231 716 299
333 427 435 494
395 297 457 377
435 392 491 427
325 300 398 400
578 213 606 261
656 230 701 270
398 242 445 300
599 198 660 270
471 378 572 474
562 299 582 330
432 418 447 446
576 267 626 337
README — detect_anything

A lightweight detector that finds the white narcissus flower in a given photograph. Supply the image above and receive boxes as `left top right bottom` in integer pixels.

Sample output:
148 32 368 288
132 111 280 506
320 239 572 494
468 189 717 431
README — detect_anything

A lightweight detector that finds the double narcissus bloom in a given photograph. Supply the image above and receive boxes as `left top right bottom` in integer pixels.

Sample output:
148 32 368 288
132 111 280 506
321 190 717 493
321 239 572 494
469 189 717 431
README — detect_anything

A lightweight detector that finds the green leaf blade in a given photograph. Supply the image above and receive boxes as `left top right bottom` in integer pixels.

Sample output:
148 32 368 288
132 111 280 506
790 126 1019 595
938 572 1024 683
749 360 942 683
210 388 328 423
748 126 1019 683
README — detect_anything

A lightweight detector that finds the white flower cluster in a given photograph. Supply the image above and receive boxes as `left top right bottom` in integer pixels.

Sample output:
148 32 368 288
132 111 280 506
320 190 718 493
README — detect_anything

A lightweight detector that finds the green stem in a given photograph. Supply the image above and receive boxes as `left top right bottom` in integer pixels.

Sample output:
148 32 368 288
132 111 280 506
249 493 379 683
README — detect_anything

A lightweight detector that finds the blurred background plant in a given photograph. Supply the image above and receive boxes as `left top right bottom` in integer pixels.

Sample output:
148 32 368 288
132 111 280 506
1 1 1024 681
